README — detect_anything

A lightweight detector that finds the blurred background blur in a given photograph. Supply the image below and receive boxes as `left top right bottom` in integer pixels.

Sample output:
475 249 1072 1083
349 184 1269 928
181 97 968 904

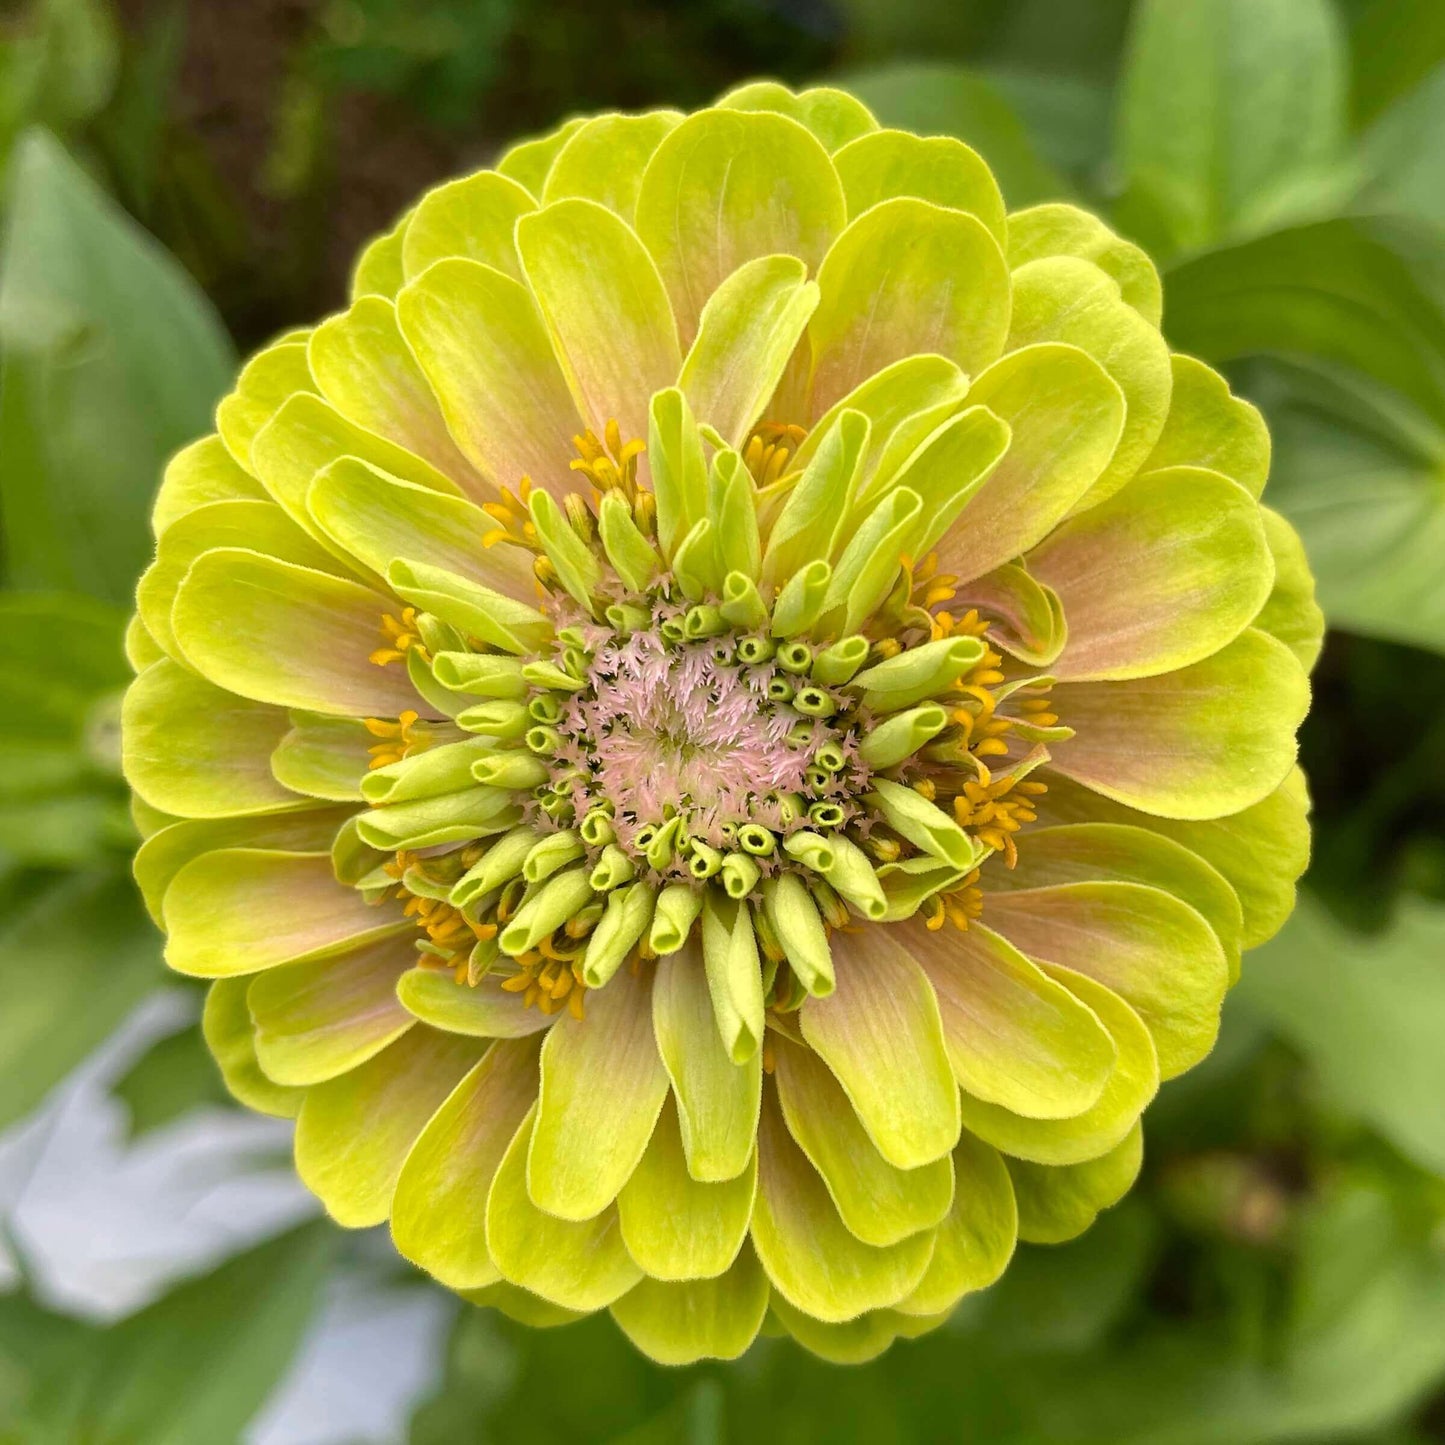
2 0 1445 1440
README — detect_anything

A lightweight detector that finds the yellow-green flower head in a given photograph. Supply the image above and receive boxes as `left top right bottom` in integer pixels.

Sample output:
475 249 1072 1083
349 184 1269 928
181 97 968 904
122 82 1319 1364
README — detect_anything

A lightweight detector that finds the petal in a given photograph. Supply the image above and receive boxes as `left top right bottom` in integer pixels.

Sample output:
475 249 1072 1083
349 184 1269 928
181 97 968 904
616 1095 755 1280
984 882 1227 1078
295 1026 483 1227
1008 1121 1143 1245
634 108 846 345
772 1033 953 1247
486 1105 643 1310
1029 466 1274 681
495 117 587 198
394 259 575 499
1255 506 1325 672
269 714 373 802
895 1130 1016 1317
1141 353 1269 496
955 563 1067 667
171 547 423 717
934 342 1125 585
123 659 294 818
1007 257 1173 509
541 111 681 217
799 924 959 1169
202 978 304 1118
528 961 670 1220
396 968 554 1038
400 169 534 282
901 918 1118 1120
516 198 680 445
652 940 761 1183
1050 628 1310 819
308 296 487 495
152 434 266 536
349 211 408 300
306 456 534 601
991 821 1244 985
390 1036 540 1289
750 1087 934 1324
609 1248 770 1366
1007 203 1162 326
163 848 405 978
134 806 352 927
808 197 1010 418
833 130 1005 244
464 1281 584 1330
216 339 316 471
1033 767 1311 951
678 254 819 447
767 1297 912 1366
716 81 878 152
249 932 416 1085
956 964 1159 1166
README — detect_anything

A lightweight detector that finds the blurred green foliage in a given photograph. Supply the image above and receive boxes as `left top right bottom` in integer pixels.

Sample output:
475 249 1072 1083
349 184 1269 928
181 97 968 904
1 0 1444 1441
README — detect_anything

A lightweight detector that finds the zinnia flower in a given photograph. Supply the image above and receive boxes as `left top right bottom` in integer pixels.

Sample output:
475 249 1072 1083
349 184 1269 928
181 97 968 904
122 82 1318 1364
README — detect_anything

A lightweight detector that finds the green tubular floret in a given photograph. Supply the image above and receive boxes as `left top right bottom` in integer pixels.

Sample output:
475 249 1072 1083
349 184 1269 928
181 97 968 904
776 641 813 674
736 823 776 856
524 724 562 756
811 635 870 685
720 851 762 899
579 807 616 846
590 843 637 890
858 703 950 768
851 636 987 712
648 883 703 953
455 698 531 738
792 685 837 718
720 572 768 630
498 867 596 954
736 634 774 664
528 693 564 724
523 829 586 883
471 751 550 790
581 882 655 987
450 825 539 905
762 873 835 996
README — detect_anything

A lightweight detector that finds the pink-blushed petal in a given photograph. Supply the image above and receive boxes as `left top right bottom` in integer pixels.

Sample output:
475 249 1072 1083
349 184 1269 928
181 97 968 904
390 1036 541 1289
528 961 670 1220
799 924 960 1169
955 563 1067 667
294 1026 485 1227
163 848 407 978
249 931 416 1085
1029 466 1274 681
900 917 1118 1120
1050 628 1309 819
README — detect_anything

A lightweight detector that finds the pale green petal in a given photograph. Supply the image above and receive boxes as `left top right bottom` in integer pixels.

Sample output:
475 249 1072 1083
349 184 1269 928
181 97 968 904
125 613 166 672
772 1032 953 1247
516 198 680 446
717 81 878 153
349 211 408 300
164 848 406 978
799 924 959 1169
808 198 1010 418
986 881 1225 1080
1007 256 1173 509
528 961 669 1220
495 116 587 197
152 434 266 536
1141 353 1270 497
308 295 486 493
395 262 580 499
900 918 1117 1120
609 1248 770 1365
216 340 316 471
396 968 555 1038
1050 628 1310 820
464 1281 585 1330
270 714 373 802
768 1297 911 1365
123 659 294 818
1029 465 1274 681
679 255 819 448
401 169 534 281
750 1088 933 1324
617 1095 755 1280
956 965 1159 1166
202 978 305 1118
250 932 415 1085
895 1130 1016 1316
486 1105 643 1310
935 342 1124 585
1009 1122 1143 1245
834 130 1005 243
634 107 845 344
391 1037 540 1289
1255 506 1325 672
171 547 423 717
542 110 682 216
652 940 761 1183
1034 768 1311 951
1007 203 1162 326
295 1027 483 1227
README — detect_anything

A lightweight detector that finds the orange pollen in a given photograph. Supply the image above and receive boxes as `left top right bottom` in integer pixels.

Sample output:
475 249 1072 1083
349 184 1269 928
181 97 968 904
369 608 430 669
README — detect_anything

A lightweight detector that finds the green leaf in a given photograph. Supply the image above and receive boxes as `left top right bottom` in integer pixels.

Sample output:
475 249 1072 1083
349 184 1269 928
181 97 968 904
1115 0 1348 258
1349 0 1445 126
0 870 160 1131
0 129 234 604
1237 893 1445 1174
